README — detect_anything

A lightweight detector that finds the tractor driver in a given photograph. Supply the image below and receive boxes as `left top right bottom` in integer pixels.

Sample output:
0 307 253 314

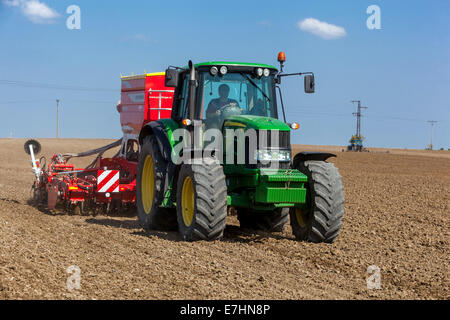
205 84 240 119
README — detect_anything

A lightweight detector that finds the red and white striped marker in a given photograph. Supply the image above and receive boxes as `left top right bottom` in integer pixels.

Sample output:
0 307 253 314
97 170 120 193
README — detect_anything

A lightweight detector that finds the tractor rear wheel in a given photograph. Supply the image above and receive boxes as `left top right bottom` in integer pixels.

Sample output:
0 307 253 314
237 208 289 232
136 135 177 231
290 160 344 243
176 158 227 241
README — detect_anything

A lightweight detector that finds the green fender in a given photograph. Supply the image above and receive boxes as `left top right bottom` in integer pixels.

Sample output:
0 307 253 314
292 152 336 168
139 119 179 162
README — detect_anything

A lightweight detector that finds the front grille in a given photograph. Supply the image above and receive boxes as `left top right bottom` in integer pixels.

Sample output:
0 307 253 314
257 130 290 149
244 130 291 169
256 161 290 170
229 129 292 169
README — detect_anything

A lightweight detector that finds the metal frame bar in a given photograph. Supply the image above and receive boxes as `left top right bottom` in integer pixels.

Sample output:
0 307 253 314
148 88 175 119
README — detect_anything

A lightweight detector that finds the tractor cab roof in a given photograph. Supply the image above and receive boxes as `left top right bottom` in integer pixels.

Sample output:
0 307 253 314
183 61 278 72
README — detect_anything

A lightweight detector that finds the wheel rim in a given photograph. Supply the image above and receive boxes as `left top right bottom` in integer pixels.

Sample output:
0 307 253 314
142 155 154 214
181 176 194 227
295 208 308 228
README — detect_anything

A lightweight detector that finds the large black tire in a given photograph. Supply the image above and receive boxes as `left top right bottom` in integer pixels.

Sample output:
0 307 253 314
176 158 227 241
290 160 344 243
136 135 177 231
237 208 289 232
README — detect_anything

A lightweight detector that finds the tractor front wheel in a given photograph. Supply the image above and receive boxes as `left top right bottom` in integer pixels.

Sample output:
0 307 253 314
290 160 345 243
176 158 227 241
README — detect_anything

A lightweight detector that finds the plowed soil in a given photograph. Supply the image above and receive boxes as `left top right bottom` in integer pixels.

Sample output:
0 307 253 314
0 138 448 300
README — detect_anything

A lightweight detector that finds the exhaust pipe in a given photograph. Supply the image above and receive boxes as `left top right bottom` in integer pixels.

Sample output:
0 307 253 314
188 61 203 155
188 60 196 121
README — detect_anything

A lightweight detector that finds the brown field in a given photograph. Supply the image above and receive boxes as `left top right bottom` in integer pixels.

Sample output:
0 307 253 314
0 138 448 300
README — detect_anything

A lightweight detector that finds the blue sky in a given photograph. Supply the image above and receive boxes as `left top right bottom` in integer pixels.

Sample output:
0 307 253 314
0 0 449 149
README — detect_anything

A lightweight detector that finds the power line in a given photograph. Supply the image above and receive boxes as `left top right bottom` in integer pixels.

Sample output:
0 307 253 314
290 106 449 123
0 79 116 92
0 99 55 104
289 110 350 117
0 89 448 127
368 115 428 123
0 99 117 106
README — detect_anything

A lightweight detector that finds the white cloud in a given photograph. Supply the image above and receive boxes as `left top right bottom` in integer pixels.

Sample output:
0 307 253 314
122 33 158 44
129 34 149 41
2 0 21 6
259 20 272 28
298 18 346 40
1 0 60 24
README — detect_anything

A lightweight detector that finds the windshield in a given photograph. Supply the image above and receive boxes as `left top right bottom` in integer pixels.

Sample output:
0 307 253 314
198 72 277 127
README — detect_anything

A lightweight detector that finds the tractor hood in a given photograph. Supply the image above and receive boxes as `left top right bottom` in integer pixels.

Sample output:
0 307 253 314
223 115 290 131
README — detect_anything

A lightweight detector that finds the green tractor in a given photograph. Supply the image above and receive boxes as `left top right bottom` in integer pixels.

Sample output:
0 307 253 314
136 53 344 243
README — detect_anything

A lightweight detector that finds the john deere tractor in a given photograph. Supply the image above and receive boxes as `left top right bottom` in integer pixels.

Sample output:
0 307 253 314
136 53 344 243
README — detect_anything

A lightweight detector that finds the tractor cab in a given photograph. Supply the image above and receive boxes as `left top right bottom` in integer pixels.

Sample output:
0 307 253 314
165 56 315 135
168 62 279 131
163 59 315 171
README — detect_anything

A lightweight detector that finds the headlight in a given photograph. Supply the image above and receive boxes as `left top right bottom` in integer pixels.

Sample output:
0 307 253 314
263 68 270 77
210 66 218 76
255 150 291 162
290 122 300 130
219 66 228 75
255 67 263 77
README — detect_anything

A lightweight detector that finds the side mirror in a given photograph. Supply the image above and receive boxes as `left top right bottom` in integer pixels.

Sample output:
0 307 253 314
165 69 179 87
304 74 315 93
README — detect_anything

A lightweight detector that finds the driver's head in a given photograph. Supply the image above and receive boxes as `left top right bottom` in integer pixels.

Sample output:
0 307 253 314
218 84 230 99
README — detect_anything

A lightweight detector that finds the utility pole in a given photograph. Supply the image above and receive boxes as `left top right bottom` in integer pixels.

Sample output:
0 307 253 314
351 100 368 137
427 120 438 150
56 99 60 139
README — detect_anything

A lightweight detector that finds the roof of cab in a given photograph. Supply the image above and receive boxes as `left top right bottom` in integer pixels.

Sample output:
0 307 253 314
190 61 278 70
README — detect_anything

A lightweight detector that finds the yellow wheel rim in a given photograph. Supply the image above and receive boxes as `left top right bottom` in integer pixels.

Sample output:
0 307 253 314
142 155 154 214
295 208 307 227
181 176 194 227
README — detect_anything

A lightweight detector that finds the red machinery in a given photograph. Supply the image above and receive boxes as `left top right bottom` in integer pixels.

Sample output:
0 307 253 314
118 72 173 134
26 72 174 214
